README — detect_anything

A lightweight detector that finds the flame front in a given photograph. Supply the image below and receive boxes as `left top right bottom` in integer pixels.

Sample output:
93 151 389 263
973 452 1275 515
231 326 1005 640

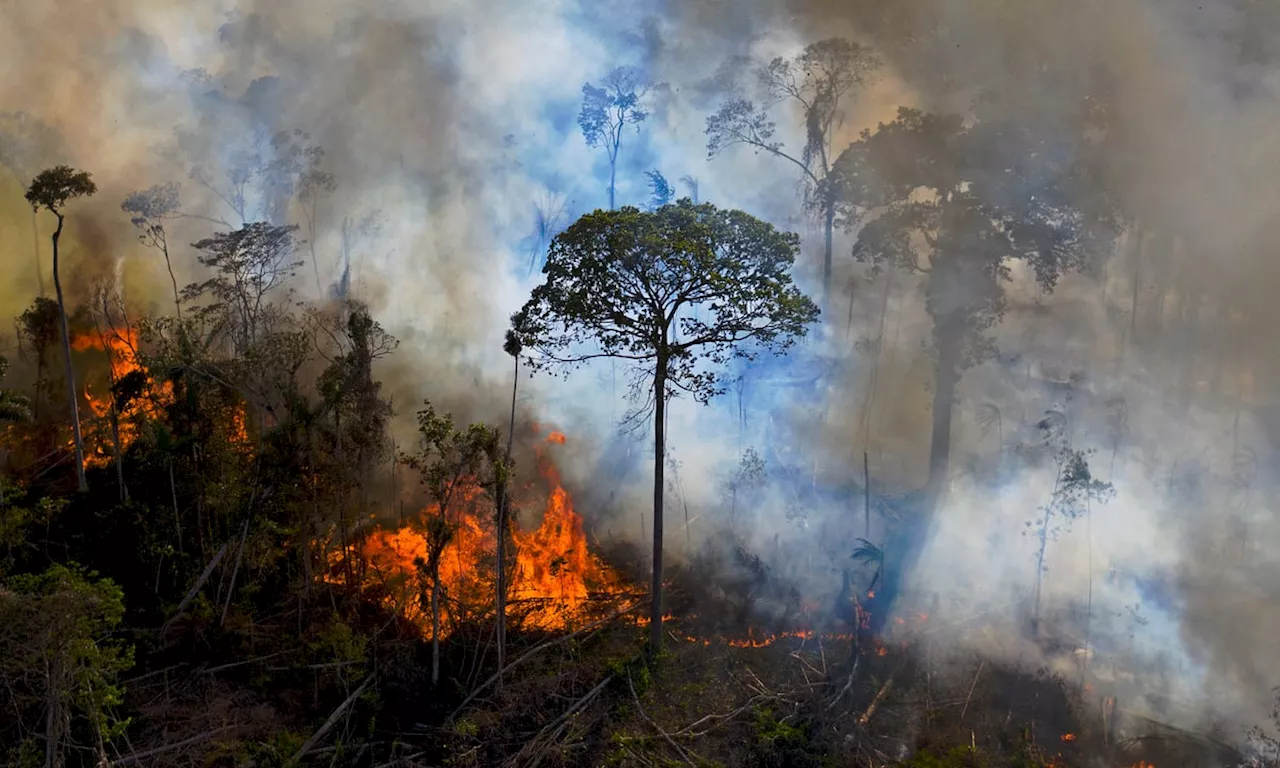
71 328 174 467
344 431 626 638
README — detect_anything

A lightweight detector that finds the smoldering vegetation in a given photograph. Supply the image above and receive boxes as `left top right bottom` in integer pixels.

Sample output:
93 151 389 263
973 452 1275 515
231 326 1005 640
0 0 1279 765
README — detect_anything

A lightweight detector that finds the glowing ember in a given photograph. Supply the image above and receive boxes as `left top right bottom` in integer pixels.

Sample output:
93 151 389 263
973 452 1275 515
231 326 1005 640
72 328 173 467
1060 733 1076 742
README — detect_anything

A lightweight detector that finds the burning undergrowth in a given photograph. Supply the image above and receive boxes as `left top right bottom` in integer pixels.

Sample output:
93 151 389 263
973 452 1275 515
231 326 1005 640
328 430 635 638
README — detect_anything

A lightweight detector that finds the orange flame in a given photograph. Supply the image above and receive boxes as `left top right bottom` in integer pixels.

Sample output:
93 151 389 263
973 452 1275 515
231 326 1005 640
71 328 173 467
337 430 626 638
1060 733 1076 742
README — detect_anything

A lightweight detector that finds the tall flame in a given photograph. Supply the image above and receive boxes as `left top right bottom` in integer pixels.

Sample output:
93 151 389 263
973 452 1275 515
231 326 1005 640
71 328 173 467
341 430 627 638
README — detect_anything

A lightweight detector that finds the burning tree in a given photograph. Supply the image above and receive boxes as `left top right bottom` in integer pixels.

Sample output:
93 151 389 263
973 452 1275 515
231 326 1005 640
25 165 98 492
402 402 500 686
510 199 819 654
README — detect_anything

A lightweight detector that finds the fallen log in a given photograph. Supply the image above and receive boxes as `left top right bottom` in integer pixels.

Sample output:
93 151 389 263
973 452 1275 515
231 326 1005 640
288 674 374 765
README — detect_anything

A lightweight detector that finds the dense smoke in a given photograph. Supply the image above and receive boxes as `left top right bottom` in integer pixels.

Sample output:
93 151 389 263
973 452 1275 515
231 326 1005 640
1 0 1278 745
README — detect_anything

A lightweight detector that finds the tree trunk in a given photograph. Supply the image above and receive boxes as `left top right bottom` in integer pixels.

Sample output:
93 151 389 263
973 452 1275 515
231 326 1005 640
431 571 442 686
822 199 835 314
32 209 45 298
609 159 617 211
51 213 88 492
45 660 62 768
649 348 668 655
111 403 127 502
1033 506 1051 631
496 354 518 688
162 241 183 322
926 337 960 506
169 458 183 555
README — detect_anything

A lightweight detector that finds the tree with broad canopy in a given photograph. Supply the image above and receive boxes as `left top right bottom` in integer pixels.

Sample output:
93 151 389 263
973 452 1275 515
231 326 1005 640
510 198 819 654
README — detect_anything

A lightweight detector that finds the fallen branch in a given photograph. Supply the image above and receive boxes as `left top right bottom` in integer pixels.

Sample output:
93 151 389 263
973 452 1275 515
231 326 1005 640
289 674 374 765
514 674 615 768
827 656 860 710
857 660 905 727
959 661 985 722
629 671 697 766
111 725 239 765
675 692 780 737
447 599 641 722
200 648 298 675
162 541 229 631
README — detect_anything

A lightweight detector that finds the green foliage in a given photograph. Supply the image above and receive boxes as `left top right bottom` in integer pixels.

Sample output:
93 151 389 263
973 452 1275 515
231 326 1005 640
511 199 819 404
405 401 500 507
752 706 805 746
0 492 65 575
24 165 96 213
0 356 31 422
0 563 133 761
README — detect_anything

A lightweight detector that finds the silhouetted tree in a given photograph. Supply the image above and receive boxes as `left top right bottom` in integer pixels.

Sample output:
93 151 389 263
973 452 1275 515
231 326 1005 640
645 170 674 210
183 222 302 356
26 166 98 492
121 182 184 320
706 39 880 310
18 297 61 422
579 66 650 210
830 108 1117 511
1026 440 1114 629
511 199 818 653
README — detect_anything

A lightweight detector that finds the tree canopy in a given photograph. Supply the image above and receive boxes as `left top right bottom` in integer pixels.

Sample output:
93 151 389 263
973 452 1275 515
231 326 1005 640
511 198 819 401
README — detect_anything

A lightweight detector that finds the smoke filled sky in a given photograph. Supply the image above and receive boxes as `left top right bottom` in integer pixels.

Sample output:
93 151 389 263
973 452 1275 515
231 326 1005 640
2 0 1280 739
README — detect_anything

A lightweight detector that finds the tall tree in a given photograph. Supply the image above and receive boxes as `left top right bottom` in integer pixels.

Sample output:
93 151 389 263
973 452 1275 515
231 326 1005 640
706 39 881 310
121 182 184 320
26 166 98 492
510 199 818 653
495 330 522 688
579 66 650 210
829 107 1117 511
183 222 302 357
